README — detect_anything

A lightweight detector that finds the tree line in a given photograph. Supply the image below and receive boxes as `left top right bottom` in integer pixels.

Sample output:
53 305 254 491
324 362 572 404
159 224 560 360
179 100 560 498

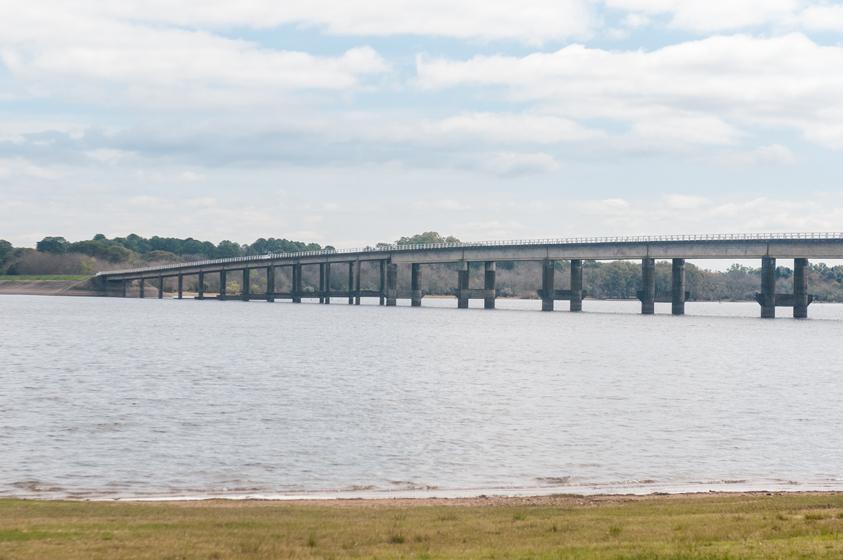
3 232 843 302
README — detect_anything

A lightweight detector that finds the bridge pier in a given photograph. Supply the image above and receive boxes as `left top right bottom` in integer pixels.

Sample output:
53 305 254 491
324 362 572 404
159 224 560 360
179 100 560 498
386 262 398 306
220 270 227 299
241 269 250 301
760 257 776 319
347 263 354 305
158 276 164 299
121 280 127 298
641 258 655 315
139 279 145 298
541 260 554 311
177 274 183 299
197 272 205 299
794 258 809 319
672 258 685 316
354 261 361 305
411 263 423 307
379 261 386 305
570 259 583 312
266 266 275 302
321 263 331 304
292 264 302 303
457 262 469 309
484 261 496 309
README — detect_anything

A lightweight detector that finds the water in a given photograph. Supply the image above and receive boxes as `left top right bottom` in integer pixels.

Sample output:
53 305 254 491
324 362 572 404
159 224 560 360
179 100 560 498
2 294 843 500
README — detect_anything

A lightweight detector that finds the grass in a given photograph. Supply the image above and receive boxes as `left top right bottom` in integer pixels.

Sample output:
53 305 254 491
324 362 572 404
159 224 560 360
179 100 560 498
0 275 91 282
3 493 843 559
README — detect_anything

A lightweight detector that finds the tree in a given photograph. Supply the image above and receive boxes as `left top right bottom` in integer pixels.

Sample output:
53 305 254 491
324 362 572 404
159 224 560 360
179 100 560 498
215 240 242 258
396 232 461 246
36 236 69 254
0 240 12 265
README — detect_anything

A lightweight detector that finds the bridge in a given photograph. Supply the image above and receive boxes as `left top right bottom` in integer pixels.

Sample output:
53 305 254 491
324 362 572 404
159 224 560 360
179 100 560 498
94 233 843 319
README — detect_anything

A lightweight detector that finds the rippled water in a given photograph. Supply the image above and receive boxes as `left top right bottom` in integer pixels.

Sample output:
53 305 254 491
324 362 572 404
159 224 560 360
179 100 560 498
3 294 843 500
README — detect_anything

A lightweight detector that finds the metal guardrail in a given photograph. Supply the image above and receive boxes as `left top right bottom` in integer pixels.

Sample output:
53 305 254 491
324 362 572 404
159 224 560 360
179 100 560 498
96 232 843 277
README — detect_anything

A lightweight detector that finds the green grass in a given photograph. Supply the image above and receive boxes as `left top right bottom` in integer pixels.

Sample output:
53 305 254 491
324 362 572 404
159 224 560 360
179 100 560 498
0 275 91 281
3 493 843 559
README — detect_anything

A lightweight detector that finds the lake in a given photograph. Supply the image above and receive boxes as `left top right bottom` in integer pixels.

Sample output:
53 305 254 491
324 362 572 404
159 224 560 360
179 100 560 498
2 294 843 500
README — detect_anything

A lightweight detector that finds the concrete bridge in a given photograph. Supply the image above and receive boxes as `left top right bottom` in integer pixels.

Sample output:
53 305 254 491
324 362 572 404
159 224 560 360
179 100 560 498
95 233 843 319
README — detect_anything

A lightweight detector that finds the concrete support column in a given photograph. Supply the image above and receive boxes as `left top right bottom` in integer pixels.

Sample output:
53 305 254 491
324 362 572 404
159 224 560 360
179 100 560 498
354 261 361 305
220 270 227 299
541 260 554 312
379 261 386 306
641 258 655 315
457 262 469 309
570 259 583 312
411 263 423 307
386 262 398 307
266 266 275 303
761 256 776 319
347 263 354 305
323 263 331 304
794 258 809 319
139 279 145 299
176 275 183 299
241 269 251 301
122 280 127 298
671 258 685 316
158 276 164 299
197 272 205 300
292 264 302 303
484 261 496 310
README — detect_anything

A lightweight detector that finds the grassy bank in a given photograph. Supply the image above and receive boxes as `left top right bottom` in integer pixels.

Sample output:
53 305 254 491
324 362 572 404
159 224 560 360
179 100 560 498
3 493 843 559
0 275 91 281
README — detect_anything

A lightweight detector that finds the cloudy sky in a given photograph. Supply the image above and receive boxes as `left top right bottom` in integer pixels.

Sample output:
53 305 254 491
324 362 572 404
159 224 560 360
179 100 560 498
1 1 842 248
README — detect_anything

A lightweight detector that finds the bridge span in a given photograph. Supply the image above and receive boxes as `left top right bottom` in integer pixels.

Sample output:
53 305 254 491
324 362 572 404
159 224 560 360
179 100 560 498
95 233 843 319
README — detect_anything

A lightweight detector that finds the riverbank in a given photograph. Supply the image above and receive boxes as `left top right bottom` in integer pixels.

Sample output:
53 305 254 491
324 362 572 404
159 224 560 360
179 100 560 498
0 276 98 296
3 492 843 558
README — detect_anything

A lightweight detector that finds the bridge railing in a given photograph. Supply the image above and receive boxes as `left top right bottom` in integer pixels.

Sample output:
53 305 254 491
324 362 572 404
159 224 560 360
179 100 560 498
96 232 843 277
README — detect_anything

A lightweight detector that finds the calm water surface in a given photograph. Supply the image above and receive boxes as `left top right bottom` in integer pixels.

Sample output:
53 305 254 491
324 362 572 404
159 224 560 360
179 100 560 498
2 294 843 499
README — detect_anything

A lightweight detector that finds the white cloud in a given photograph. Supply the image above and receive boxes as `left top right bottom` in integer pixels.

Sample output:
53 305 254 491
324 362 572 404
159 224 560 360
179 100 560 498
604 0 801 32
0 1 592 47
0 7 389 109
723 144 797 166
664 194 709 209
416 34 843 151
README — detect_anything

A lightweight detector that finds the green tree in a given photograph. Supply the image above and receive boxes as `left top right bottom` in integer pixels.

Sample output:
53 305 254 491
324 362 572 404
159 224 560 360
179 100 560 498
396 232 460 246
0 240 12 264
36 236 69 254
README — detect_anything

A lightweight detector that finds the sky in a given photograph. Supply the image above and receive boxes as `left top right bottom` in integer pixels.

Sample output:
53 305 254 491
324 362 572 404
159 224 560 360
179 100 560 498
1 1 843 249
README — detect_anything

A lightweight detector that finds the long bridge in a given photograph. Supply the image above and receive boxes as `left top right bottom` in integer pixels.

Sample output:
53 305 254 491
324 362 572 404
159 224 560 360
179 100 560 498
95 233 843 319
